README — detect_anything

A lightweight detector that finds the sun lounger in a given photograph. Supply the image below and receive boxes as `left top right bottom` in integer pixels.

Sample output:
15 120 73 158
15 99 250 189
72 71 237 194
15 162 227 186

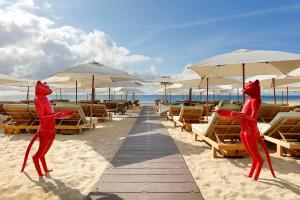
166 105 182 120
173 106 205 131
80 103 109 121
258 104 282 123
114 103 127 115
262 112 300 157
2 104 37 133
215 103 241 111
0 114 8 128
55 103 97 134
192 112 247 158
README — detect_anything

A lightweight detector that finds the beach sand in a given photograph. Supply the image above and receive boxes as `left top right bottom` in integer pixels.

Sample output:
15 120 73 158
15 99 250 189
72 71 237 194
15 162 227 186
161 120 300 200
0 108 140 200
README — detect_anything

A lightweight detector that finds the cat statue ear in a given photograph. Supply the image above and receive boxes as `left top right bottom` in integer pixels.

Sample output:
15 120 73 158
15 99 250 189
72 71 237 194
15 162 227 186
254 79 260 86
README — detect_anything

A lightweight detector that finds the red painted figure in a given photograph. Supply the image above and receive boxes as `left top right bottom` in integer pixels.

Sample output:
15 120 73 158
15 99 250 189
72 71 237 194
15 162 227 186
217 80 276 181
21 81 74 176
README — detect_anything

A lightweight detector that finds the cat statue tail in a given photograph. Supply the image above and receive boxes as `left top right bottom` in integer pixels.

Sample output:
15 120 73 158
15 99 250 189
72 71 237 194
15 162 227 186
258 136 276 178
20 133 38 172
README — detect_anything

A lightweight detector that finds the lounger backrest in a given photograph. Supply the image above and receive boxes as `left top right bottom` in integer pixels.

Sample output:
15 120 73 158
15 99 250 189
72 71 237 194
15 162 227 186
262 112 300 139
55 103 87 124
168 105 182 116
3 104 33 124
178 106 204 122
258 104 282 122
217 104 241 111
202 112 241 139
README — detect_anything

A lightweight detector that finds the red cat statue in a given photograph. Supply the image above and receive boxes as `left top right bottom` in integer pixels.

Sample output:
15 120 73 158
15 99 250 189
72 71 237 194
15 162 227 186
217 80 276 181
21 81 74 176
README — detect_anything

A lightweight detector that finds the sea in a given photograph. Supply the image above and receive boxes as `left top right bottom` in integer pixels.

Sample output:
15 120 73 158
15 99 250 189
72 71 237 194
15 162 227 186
2 93 300 104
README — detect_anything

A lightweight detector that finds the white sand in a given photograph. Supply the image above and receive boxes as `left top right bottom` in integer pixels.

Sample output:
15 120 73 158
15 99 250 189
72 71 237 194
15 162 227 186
161 120 300 200
0 108 140 200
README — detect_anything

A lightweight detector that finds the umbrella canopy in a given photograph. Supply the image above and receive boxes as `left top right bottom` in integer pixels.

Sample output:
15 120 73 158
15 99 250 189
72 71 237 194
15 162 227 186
189 49 300 102
0 74 26 85
113 87 144 94
190 49 300 77
51 61 137 82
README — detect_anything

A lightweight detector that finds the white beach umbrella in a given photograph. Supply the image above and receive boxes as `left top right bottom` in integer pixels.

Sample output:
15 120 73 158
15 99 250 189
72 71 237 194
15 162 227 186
50 61 137 123
189 49 300 102
154 76 173 101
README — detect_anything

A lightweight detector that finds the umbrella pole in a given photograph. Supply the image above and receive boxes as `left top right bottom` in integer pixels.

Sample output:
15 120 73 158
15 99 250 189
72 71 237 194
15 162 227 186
212 90 215 101
189 88 192 104
126 92 128 101
229 91 231 101
206 77 209 119
272 78 276 104
199 91 202 102
164 84 167 102
26 86 30 103
90 75 95 127
170 91 172 102
281 90 284 105
75 80 78 105
237 88 239 103
60 88 62 100
108 86 111 117
286 86 289 105
242 63 245 103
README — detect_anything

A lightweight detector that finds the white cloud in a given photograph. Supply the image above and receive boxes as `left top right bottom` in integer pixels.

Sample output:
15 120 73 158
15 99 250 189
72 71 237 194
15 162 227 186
0 0 156 79
134 65 160 81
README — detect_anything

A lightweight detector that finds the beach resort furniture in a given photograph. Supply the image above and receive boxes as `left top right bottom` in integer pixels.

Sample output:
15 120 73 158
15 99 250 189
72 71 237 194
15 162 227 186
114 103 127 115
2 104 37 133
167 105 182 120
192 112 247 158
133 100 140 106
55 103 97 134
280 105 294 112
0 114 8 128
173 106 205 131
262 112 300 157
80 103 109 121
215 103 241 111
258 104 282 122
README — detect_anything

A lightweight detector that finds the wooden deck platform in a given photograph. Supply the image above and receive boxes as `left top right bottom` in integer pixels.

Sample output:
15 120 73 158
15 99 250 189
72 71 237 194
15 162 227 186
84 106 203 200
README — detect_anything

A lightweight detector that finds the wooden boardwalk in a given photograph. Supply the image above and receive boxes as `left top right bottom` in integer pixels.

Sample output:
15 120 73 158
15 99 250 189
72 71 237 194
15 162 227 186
85 106 203 200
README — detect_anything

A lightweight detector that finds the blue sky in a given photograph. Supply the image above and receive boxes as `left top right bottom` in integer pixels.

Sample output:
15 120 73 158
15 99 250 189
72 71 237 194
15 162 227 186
35 0 300 76
1 0 300 80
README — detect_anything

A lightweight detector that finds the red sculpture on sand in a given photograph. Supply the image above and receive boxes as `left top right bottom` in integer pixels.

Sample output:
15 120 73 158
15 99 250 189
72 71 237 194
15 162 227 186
217 80 276 181
21 81 74 176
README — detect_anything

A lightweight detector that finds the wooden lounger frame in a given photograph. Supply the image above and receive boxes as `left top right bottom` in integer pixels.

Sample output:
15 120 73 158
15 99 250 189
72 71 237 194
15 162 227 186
258 105 282 123
263 117 300 157
193 117 247 158
174 108 206 132
167 106 181 120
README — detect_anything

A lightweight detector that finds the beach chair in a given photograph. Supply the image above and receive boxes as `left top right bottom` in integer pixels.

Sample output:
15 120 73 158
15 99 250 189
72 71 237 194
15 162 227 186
216 103 241 111
2 104 37 134
258 104 282 123
54 104 97 134
80 103 109 121
114 103 127 115
167 105 182 120
0 114 8 128
173 106 205 131
262 112 300 157
192 112 247 158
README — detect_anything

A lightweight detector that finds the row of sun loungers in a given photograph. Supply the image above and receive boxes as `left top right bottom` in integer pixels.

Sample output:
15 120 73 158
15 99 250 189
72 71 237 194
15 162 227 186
165 102 300 158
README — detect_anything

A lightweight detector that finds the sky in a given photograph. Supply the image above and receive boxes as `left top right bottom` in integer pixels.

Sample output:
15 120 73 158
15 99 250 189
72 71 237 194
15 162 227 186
1 0 300 81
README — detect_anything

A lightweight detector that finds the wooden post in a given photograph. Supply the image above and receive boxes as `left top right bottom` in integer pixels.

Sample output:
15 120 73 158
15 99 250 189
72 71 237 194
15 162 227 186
26 86 30 103
189 88 192 103
272 78 276 104
108 86 111 115
206 77 209 119
286 86 289 105
169 91 172 102
90 75 95 126
199 91 202 102
75 80 78 105
237 88 239 103
164 84 167 101
229 91 231 101
60 88 62 100
281 90 284 105
242 63 245 103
